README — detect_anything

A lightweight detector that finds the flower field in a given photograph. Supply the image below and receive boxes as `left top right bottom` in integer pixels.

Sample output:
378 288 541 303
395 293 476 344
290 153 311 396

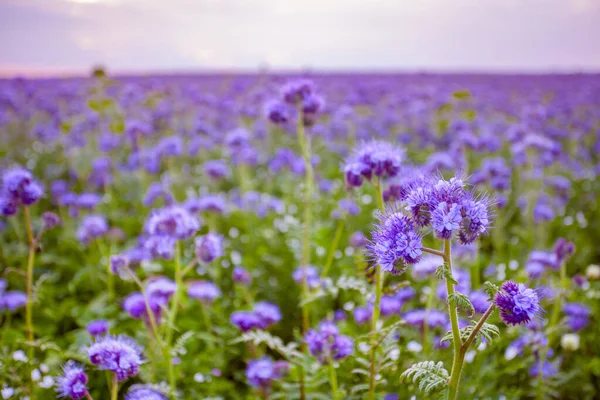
0 73 599 399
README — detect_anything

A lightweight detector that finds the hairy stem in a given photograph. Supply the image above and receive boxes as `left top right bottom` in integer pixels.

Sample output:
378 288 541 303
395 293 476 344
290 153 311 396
445 240 463 400
297 109 311 400
368 178 385 400
110 374 118 400
462 304 496 352
24 206 36 400
422 279 438 355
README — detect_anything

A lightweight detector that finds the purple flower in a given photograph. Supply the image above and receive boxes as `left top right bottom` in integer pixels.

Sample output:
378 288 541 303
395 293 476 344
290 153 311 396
494 281 543 326
246 357 285 389
563 302 590 332
458 197 492 244
353 305 372 325
292 265 321 288
203 160 231 180
264 99 289 124
56 361 88 399
554 238 575 264
411 255 439 280
343 162 370 187
145 205 200 240
345 140 404 180
431 202 462 239
367 208 422 274
76 215 108 244
41 211 61 230
123 292 160 320
188 281 221 304
349 231 367 248
86 320 109 337
231 311 262 332
143 182 174 207
1 291 27 311
86 335 143 381
281 79 315 105
1 166 44 206
125 385 168 400
233 266 252 285
529 360 558 378
304 320 353 363
195 233 224 263
253 302 281 328
110 254 129 275
143 235 176 260
380 295 403 317
147 277 177 307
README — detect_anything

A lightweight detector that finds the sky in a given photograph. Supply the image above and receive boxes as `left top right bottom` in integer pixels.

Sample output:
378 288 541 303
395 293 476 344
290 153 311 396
1 0 600 76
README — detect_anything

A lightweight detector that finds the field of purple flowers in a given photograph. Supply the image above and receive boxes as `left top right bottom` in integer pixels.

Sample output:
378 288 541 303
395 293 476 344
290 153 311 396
0 73 599 399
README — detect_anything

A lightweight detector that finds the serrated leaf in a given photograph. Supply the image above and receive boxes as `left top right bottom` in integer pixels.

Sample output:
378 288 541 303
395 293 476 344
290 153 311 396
484 281 500 301
436 264 458 285
441 321 500 348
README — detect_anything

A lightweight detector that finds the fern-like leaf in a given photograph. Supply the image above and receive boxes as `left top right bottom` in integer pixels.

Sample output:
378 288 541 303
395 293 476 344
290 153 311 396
447 292 474 316
436 264 458 285
401 361 449 394
440 321 500 347
484 281 500 301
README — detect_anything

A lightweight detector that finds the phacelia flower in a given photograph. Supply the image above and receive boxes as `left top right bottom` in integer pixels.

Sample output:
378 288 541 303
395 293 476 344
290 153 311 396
231 311 262 332
1 167 44 207
253 302 281 329
344 140 404 182
233 266 252 285
146 277 177 307
304 320 354 363
123 292 160 320
86 335 143 381
431 202 462 239
246 357 284 389
76 215 108 244
41 212 61 230
1 291 27 311
494 281 542 326
56 361 88 399
194 233 224 263
125 384 168 400
404 309 448 328
188 281 221 304
281 79 315 105
563 302 590 332
264 99 289 124
145 205 200 240
86 320 109 337
367 208 422 274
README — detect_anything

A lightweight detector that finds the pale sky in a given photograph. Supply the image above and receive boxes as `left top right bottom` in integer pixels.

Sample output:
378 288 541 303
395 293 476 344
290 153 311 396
1 0 599 76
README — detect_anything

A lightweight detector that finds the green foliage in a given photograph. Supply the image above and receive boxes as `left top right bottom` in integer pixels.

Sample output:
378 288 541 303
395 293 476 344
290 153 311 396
440 321 500 348
436 264 458 285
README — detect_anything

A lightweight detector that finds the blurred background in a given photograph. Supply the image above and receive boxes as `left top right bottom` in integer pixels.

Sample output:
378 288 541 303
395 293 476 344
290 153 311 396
1 0 599 76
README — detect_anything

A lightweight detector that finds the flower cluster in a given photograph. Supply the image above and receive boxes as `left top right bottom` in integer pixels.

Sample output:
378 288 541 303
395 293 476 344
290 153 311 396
56 362 88 399
246 357 289 389
87 335 143 381
343 140 405 187
230 302 282 332
494 281 542 326
304 320 354 363
0 167 44 216
264 79 325 127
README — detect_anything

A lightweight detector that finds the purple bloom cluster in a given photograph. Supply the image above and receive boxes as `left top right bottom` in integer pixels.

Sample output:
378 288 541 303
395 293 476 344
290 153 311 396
494 281 542 326
86 319 109 337
56 361 88 399
230 301 282 332
76 214 109 244
563 302 590 332
367 208 423 274
194 233 224 263
0 279 27 311
304 320 354 363
188 281 221 304
86 335 143 381
125 385 168 400
265 79 325 126
246 357 288 389
344 140 404 187
292 265 321 288
0 167 44 216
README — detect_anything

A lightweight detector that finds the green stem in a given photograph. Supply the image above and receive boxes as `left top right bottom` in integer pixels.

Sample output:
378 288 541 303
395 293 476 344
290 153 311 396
368 178 385 400
110 374 118 400
23 206 36 400
462 304 495 352
321 219 345 280
297 107 311 400
165 241 182 397
85 393 94 400
200 303 212 332
329 360 339 400
445 240 464 400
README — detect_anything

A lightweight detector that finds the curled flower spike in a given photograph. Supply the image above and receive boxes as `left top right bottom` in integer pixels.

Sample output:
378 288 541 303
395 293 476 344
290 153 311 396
56 361 88 399
494 281 543 326
367 207 422 275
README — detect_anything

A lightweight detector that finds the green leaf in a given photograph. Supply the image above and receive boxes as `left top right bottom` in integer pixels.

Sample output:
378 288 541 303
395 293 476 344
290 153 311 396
440 321 500 348
447 292 475 316
401 361 449 394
